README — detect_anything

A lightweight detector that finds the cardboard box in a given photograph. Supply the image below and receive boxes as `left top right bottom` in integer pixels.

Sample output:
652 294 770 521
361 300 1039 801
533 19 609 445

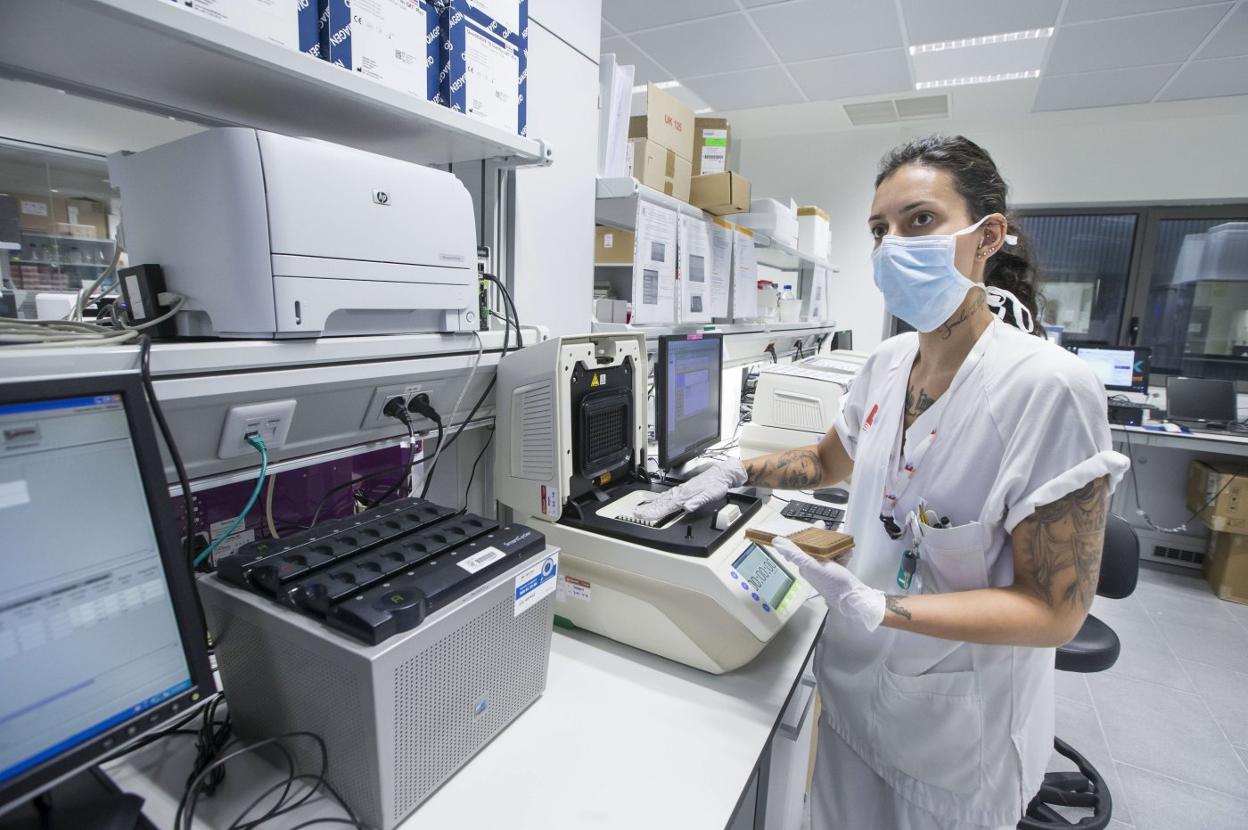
438 7 527 135
184 0 316 53
693 117 730 176
54 198 109 241
628 83 694 164
627 138 691 202
1205 531 1248 604
1186 459 1248 534
690 172 750 216
594 298 629 323
323 0 439 100
798 206 830 260
595 226 635 265
12 192 54 234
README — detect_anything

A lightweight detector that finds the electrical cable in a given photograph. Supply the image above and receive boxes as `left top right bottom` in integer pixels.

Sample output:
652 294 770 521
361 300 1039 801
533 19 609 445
265 473 281 540
193 436 268 568
139 336 197 562
1119 424 1237 534
462 427 495 509
71 225 124 321
370 413 421 508
424 330 483 490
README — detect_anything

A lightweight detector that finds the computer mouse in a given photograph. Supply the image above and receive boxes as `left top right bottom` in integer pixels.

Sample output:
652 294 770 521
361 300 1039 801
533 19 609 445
713 504 742 530
814 487 849 505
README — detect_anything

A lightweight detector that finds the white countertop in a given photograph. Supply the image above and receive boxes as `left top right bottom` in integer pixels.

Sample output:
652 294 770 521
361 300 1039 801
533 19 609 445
102 599 826 830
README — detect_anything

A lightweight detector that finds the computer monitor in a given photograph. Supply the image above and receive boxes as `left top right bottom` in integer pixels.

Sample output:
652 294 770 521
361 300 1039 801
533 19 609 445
1071 346 1151 394
655 333 723 469
1166 376 1237 425
0 375 215 815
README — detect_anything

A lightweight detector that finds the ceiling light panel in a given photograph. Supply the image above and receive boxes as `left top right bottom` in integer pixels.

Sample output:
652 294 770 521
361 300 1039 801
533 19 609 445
916 70 1040 90
911 36 1050 85
900 0 1061 45
910 27 1053 54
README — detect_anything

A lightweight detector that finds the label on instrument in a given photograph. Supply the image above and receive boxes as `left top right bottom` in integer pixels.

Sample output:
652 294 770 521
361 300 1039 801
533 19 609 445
556 575 591 603
514 553 559 616
540 483 559 517
458 546 506 574
208 520 254 560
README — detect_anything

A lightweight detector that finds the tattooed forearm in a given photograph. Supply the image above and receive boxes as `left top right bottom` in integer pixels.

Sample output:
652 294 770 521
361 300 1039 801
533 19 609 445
884 595 912 621
1013 476 1109 613
744 447 824 490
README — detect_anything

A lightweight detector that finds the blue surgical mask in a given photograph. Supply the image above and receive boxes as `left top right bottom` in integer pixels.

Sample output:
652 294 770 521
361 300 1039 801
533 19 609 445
872 216 1016 333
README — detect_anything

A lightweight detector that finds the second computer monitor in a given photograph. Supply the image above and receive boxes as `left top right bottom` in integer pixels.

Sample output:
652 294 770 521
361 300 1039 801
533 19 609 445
1166 376 1237 425
655 333 723 469
1072 346 1150 394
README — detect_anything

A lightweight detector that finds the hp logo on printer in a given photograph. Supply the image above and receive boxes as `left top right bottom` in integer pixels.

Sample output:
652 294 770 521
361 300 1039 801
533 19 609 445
372 190 391 206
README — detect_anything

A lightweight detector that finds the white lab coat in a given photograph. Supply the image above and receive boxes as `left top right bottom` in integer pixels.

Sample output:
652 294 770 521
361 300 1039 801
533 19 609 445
812 318 1129 828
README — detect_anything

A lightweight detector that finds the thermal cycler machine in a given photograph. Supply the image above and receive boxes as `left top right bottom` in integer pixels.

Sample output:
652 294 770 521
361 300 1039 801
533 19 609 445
494 333 811 674
108 128 478 338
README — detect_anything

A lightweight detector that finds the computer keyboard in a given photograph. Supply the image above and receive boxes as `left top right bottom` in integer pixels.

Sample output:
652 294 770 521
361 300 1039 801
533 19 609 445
782 500 845 524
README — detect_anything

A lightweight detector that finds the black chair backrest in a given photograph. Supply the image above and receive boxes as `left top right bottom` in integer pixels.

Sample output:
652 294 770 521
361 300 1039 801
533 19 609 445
1098 514 1139 599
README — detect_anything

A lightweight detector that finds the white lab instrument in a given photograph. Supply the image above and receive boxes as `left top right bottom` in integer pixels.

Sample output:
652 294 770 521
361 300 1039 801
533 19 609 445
108 128 477 338
740 352 868 458
494 333 810 674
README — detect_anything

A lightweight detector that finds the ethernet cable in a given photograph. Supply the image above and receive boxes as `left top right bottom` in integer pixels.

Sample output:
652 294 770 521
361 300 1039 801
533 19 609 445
193 435 268 568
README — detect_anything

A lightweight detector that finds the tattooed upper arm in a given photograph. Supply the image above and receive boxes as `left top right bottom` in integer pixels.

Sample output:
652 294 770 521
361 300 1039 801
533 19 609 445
1011 476 1110 616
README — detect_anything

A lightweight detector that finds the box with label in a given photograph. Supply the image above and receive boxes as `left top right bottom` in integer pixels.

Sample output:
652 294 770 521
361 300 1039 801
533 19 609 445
626 138 691 202
736 197 799 249
690 172 750 216
595 226 635 265
628 83 694 165
1187 459 1248 534
323 0 439 100
693 117 730 176
442 0 527 51
438 7 527 135
54 198 109 241
798 206 830 260
185 0 319 54
1205 531 1248 604
12 192 54 234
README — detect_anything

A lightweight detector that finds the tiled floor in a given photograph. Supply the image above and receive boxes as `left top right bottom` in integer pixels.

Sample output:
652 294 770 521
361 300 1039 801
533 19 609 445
1050 562 1248 830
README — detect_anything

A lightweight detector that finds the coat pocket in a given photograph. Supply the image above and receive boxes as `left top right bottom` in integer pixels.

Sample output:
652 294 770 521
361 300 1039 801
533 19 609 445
870 663 984 794
917 520 991 593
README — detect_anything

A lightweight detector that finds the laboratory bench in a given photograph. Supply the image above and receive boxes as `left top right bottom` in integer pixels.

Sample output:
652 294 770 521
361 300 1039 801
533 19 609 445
99 593 827 830
1110 422 1248 457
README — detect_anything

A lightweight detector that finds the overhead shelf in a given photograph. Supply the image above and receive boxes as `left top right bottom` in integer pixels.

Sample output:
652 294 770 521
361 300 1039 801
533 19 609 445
0 0 552 168
595 177 836 273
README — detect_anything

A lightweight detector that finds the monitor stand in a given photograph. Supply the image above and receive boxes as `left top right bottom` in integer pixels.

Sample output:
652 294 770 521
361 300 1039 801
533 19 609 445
2 771 148 830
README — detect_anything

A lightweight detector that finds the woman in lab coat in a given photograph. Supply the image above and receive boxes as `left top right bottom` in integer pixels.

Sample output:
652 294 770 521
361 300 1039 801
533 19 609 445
635 135 1129 829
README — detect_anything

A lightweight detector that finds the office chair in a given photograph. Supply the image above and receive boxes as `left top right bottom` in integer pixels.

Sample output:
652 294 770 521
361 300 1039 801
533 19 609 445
1019 513 1139 830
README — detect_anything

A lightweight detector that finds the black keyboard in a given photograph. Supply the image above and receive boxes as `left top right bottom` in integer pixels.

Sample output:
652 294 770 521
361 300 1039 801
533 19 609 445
782 500 845 524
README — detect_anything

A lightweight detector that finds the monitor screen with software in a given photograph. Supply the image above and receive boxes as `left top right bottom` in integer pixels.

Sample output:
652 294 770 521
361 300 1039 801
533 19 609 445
0 375 214 814
1071 346 1150 394
656 334 723 469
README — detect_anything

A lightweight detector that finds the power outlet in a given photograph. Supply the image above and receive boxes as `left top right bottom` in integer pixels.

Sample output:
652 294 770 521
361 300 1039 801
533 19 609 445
361 382 444 430
217 400 297 459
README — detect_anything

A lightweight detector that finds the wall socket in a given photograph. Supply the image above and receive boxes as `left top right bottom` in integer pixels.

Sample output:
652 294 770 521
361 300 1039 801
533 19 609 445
217 399 297 459
361 382 445 430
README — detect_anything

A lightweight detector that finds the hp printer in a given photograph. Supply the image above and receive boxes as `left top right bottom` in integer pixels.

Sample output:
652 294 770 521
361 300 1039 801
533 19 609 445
109 129 478 338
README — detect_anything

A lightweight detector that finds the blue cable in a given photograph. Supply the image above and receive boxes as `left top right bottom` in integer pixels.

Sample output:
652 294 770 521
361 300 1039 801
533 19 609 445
193 435 268 568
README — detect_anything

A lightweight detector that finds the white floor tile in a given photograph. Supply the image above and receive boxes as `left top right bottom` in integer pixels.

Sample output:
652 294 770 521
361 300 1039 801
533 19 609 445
1053 695 1133 826
1114 763 1248 830
1179 659 1248 749
1099 609 1195 692
1158 617 1248 674
1054 671 1092 707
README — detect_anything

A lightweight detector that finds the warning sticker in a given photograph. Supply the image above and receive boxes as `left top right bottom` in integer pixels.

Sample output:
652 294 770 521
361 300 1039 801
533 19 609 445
540 484 559 517
457 546 506 574
556 575 591 603
207 520 254 561
514 553 559 616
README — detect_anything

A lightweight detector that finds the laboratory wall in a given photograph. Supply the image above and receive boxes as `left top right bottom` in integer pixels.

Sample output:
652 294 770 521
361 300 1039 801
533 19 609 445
510 0 602 338
736 102 1248 351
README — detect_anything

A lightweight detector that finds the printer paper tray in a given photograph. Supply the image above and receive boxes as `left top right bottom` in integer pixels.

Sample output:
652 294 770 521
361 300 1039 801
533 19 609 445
270 274 473 337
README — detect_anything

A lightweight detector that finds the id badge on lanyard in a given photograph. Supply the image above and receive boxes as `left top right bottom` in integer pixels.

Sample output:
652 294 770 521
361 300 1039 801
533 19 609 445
880 430 936 593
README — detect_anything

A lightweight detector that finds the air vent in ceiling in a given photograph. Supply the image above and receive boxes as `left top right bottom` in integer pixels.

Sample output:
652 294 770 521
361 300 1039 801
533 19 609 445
843 94 949 126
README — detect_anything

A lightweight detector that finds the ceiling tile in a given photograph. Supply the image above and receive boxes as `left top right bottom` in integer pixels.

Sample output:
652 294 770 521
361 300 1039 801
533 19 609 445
1032 63 1180 111
1047 4 1231 75
1157 54 1248 100
1064 0 1228 24
1199 2 1248 58
602 20 616 39
900 0 1062 45
682 66 805 111
749 0 902 62
740 0 790 6
600 36 668 86
630 14 776 78
601 0 740 35
787 49 913 101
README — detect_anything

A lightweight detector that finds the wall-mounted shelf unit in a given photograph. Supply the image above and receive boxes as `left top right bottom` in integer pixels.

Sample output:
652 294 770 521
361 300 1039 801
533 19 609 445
753 232 835 274
0 0 552 168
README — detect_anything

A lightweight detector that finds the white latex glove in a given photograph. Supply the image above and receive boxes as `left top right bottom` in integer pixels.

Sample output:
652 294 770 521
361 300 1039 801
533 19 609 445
633 458 748 523
771 536 886 632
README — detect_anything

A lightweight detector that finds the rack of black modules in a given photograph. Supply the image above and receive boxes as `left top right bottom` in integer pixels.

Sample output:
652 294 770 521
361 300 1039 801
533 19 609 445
216 496 547 645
